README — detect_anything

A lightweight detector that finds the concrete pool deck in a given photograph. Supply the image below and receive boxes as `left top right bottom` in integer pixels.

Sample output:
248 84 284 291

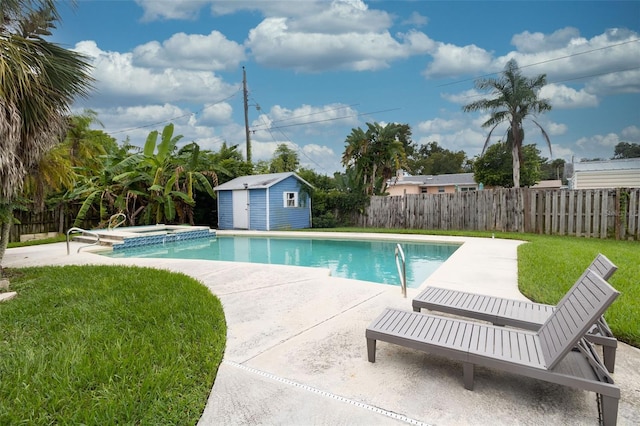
3 231 639 425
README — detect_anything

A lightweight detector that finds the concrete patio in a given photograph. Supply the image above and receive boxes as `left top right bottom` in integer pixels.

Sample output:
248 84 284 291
3 232 639 425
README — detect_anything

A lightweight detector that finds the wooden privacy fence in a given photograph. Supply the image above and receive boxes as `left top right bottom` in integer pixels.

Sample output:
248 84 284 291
357 188 640 240
9 205 99 243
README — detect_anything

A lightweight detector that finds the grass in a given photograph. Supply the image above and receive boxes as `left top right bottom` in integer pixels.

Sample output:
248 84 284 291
7 235 67 248
305 228 640 347
1 227 637 423
0 265 226 425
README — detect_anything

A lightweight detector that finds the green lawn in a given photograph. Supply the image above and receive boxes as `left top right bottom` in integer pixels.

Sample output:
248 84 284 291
1 228 637 423
0 265 226 425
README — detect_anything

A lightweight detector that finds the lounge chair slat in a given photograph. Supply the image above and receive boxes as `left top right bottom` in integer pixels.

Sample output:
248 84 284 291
411 253 618 372
368 270 620 425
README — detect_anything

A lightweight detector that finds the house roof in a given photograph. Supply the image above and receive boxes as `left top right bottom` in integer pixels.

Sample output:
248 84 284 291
214 172 313 191
388 172 476 187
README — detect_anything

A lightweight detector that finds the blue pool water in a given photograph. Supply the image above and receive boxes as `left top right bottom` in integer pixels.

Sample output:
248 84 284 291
104 236 460 287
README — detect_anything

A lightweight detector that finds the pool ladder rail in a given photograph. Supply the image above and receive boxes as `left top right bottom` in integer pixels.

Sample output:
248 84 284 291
395 243 407 298
66 213 128 254
108 212 126 231
66 227 100 254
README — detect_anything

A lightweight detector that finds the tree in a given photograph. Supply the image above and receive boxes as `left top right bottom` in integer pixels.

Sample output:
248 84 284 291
473 141 543 188
540 158 566 182
0 0 93 264
174 142 218 225
612 142 640 159
406 141 467 175
208 142 252 184
463 59 551 188
342 122 410 195
269 144 300 173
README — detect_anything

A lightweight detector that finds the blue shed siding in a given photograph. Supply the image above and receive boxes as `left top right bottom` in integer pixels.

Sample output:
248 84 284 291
249 189 268 231
217 190 234 230
215 174 311 231
268 176 311 230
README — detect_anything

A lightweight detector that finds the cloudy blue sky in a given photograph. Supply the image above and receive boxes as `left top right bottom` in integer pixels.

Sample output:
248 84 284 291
55 0 640 175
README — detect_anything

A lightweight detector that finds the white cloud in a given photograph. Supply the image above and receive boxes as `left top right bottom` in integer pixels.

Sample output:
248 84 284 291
442 89 481 106
199 102 234 125
74 41 239 107
511 27 582 53
416 127 488 157
88 104 196 146
246 17 422 72
402 11 428 27
135 0 203 21
549 144 575 162
423 42 494 78
132 31 245 71
300 143 340 173
539 83 599 109
497 28 640 96
417 117 463 133
208 0 324 18
544 121 568 136
430 27 639 104
585 68 640 96
621 125 640 142
576 133 620 150
252 103 359 133
287 0 392 34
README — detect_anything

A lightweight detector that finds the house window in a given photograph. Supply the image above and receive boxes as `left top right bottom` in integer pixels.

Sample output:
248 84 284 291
284 191 298 207
438 187 445 193
420 187 428 193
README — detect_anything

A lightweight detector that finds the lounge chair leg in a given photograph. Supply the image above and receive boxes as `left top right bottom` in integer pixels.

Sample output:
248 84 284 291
367 338 376 363
413 306 420 312
600 394 618 426
463 362 474 390
603 345 616 373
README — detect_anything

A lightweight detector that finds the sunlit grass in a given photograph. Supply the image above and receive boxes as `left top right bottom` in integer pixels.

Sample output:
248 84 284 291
0 265 226 424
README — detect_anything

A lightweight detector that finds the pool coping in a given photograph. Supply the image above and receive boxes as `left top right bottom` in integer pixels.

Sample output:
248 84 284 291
3 231 639 425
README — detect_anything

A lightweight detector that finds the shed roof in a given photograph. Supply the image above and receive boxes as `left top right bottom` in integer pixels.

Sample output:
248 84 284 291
214 172 313 191
569 158 640 175
388 172 476 187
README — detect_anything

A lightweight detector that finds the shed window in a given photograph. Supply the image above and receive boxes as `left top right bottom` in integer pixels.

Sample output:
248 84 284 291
284 192 298 207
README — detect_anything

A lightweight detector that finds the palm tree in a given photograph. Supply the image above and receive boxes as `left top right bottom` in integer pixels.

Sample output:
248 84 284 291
0 1 93 263
463 59 551 188
342 122 409 195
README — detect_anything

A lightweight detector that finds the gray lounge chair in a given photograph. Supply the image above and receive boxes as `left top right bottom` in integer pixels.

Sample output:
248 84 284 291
366 269 620 425
412 253 618 372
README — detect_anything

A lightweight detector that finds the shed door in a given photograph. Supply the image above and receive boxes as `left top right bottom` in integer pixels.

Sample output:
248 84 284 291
232 189 249 229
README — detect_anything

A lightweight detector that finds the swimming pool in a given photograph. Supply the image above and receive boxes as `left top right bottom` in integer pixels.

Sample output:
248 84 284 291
104 236 460 287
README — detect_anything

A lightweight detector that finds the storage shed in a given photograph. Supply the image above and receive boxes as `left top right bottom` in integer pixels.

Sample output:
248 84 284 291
213 172 313 230
565 158 640 189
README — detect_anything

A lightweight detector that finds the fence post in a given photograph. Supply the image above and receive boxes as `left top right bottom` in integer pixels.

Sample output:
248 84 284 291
615 188 621 240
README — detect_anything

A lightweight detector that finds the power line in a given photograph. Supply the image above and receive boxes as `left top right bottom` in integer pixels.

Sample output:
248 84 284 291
107 90 241 135
452 65 640 102
252 107 401 132
249 101 360 129
437 38 640 88
248 94 334 173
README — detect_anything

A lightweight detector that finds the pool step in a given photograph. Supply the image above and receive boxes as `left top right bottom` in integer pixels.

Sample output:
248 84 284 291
72 235 123 247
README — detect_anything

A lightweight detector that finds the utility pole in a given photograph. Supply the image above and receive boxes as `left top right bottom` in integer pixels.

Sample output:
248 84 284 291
243 66 251 163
